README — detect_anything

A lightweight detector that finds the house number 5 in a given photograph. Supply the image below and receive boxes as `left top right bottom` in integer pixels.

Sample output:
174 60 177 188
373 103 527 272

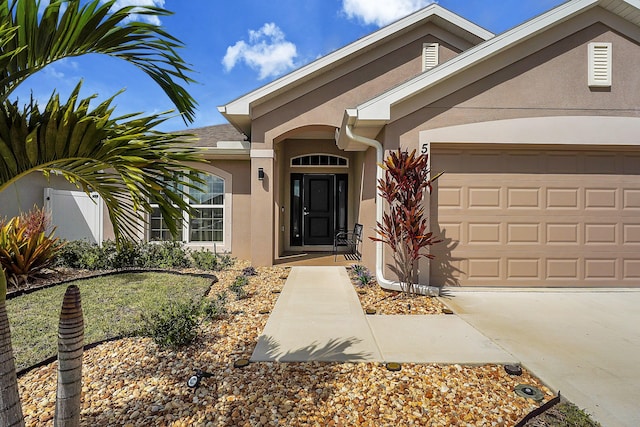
421 144 428 154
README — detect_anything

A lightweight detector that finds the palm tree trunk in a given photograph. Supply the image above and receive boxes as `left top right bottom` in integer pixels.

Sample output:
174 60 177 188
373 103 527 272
54 285 84 427
0 270 25 427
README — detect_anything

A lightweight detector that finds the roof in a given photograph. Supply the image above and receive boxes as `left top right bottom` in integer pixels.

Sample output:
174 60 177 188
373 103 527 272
187 123 247 148
183 124 250 159
218 4 494 135
350 0 640 126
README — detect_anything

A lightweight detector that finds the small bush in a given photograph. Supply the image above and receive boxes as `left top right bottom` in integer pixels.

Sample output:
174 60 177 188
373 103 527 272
351 264 374 286
228 275 249 300
213 252 235 271
190 248 219 270
0 207 64 287
55 240 101 269
138 292 229 349
242 266 257 276
106 240 140 269
202 291 228 320
139 241 190 269
139 299 202 349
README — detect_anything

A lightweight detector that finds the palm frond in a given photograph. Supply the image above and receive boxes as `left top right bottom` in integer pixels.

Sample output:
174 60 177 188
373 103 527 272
0 0 196 122
0 82 205 242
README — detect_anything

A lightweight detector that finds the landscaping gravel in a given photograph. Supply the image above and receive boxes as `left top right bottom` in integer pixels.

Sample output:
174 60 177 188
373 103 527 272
17 261 553 426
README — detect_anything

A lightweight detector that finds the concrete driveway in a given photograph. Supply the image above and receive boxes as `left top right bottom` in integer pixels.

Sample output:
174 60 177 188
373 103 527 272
443 289 640 427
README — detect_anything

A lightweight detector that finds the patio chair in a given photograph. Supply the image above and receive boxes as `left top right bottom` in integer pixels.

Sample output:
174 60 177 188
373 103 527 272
333 223 363 261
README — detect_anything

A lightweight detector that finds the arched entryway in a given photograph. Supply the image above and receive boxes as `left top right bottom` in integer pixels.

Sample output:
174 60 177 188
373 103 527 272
273 125 363 261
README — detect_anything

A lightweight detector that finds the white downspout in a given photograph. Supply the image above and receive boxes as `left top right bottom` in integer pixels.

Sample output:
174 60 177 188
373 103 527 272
344 124 440 296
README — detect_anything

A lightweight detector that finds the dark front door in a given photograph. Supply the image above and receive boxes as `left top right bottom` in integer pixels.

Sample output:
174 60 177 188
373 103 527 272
290 174 348 247
303 175 334 245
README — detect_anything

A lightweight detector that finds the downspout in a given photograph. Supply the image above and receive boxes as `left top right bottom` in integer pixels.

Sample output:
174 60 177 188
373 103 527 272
344 124 440 297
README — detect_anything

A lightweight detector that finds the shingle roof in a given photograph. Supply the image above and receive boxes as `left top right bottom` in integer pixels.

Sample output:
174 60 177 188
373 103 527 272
185 123 247 148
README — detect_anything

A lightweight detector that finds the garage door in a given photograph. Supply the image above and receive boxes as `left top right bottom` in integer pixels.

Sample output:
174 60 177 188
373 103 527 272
429 145 640 287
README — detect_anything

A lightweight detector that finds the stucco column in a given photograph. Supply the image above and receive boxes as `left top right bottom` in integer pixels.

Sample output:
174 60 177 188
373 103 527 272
250 149 275 266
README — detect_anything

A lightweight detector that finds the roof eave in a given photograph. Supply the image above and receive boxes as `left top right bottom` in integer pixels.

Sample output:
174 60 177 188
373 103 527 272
356 0 606 122
219 3 495 133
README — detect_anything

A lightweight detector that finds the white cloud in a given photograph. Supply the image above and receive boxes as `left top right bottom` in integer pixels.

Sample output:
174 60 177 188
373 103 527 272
42 59 80 81
102 0 166 25
222 23 298 80
342 0 436 27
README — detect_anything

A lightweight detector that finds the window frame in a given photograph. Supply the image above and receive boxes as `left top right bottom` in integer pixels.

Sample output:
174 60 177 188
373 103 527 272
148 171 228 247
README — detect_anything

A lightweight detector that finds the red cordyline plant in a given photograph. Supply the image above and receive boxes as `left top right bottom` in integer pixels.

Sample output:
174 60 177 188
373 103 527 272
371 149 442 296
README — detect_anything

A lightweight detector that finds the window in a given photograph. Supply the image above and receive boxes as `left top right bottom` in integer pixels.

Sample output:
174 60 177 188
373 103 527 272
149 173 225 243
588 42 612 87
422 42 439 71
189 173 224 242
291 154 348 167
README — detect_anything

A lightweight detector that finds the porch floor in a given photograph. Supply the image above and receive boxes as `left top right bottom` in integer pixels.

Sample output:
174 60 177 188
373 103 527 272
275 251 358 267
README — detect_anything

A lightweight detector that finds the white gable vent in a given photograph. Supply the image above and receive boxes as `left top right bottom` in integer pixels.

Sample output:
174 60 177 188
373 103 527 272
422 42 439 71
588 42 612 87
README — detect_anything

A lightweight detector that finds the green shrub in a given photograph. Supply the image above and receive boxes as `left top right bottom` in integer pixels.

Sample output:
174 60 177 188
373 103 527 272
138 292 229 349
228 275 249 300
202 291 228 320
218 253 235 270
190 248 218 270
105 240 141 269
56 240 192 270
0 207 64 287
139 299 202 349
55 240 101 269
242 266 257 276
139 241 190 269
351 264 373 286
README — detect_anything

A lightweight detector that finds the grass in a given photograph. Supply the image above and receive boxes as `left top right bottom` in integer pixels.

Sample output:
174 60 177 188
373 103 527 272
8 272 212 371
530 401 602 426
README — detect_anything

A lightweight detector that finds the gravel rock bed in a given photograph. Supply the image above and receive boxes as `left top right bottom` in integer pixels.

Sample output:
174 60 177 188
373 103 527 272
18 261 553 426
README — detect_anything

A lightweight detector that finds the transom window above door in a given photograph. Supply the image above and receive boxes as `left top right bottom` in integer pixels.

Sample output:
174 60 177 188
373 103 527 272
291 154 348 167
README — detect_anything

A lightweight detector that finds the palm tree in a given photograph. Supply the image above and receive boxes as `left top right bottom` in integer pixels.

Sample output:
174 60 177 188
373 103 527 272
0 1 205 424
54 285 84 427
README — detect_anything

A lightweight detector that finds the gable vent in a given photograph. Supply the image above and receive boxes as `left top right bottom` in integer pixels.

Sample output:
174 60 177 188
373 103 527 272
588 42 612 87
422 42 439 71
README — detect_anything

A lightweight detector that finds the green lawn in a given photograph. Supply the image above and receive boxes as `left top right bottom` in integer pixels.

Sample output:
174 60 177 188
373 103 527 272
8 272 212 371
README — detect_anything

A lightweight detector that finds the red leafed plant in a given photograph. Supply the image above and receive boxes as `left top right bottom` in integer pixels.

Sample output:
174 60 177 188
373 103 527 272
0 206 63 289
371 149 442 296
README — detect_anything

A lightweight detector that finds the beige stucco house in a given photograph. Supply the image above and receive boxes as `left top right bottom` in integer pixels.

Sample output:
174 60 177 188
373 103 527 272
4 0 640 288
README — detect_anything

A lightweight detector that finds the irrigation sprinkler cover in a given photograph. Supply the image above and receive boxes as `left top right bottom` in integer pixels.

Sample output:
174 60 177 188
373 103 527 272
515 384 544 401
504 364 523 376
386 362 402 372
234 358 250 368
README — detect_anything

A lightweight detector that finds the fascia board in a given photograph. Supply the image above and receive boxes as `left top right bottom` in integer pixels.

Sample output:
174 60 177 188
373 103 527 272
218 4 494 118
356 0 601 122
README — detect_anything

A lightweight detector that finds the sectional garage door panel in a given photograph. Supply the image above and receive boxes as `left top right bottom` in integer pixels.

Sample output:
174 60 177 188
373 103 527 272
430 147 640 287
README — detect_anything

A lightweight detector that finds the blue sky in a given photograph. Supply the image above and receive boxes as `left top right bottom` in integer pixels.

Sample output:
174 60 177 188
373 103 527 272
14 0 566 132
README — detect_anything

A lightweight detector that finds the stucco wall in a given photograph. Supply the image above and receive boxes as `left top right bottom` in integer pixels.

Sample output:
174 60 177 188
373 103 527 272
386 12 640 149
252 23 469 147
208 159 251 260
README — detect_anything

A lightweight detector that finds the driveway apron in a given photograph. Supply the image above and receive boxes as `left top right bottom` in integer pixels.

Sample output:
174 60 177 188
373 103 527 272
443 290 640 427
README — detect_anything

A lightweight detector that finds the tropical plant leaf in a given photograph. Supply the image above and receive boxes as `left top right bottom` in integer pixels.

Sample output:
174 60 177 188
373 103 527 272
0 0 196 122
371 149 443 295
0 82 205 242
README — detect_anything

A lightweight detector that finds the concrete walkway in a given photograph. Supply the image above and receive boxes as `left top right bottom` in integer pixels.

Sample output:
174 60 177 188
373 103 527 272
251 266 514 364
443 289 640 427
